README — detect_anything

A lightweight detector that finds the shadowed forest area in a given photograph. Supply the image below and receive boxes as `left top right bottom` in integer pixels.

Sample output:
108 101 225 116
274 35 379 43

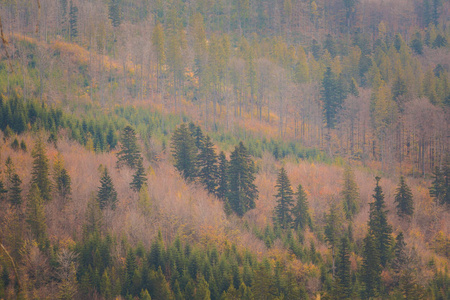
0 0 449 299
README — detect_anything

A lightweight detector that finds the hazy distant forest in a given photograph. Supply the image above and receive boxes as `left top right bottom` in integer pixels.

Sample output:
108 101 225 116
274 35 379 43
0 0 449 299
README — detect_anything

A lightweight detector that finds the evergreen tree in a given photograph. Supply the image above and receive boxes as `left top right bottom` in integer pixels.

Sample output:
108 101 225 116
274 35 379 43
368 177 393 267
392 232 407 282
53 154 71 201
394 176 414 219
31 138 52 202
9 173 22 206
334 236 352 299
227 142 258 216
26 184 48 247
108 0 121 28
197 135 218 195
216 151 228 200
361 233 381 298
321 67 346 129
117 125 141 169
430 155 450 206
292 184 312 231
97 168 118 210
0 180 6 202
325 203 343 278
273 167 294 229
341 166 359 219
130 157 147 192
171 124 198 182
69 0 78 40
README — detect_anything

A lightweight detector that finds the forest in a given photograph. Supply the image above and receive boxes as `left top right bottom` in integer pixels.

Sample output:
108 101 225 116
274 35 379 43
0 0 449 299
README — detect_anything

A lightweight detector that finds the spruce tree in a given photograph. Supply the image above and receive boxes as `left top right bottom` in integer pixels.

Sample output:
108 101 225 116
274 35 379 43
216 151 228 200
368 177 393 267
97 168 118 210
392 232 407 282
31 138 52 202
334 236 352 299
341 166 359 219
292 184 312 231
9 173 22 206
26 183 48 247
273 167 294 229
108 0 121 28
197 135 218 195
361 233 381 298
394 176 414 219
53 154 71 201
0 180 7 202
227 142 258 216
69 0 78 40
117 125 141 169
171 123 198 182
130 157 147 192
325 203 343 278
321 67 346 129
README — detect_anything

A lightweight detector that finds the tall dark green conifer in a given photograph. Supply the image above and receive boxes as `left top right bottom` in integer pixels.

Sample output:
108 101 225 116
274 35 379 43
334 236 352 299
197 135 218 195
130 157 147 192
171 124 198 182
26 183 48 247
31 138 52 202
97 168 118 210
0 180 6 202
216 151 228 200
361 233 381 298
368 177 393 267
394 176 414 219
321 67 346 129
341 166 359 219
273 167 294 229
292 184 312 231
117 125 141 169
9 173 22 206
69 0 78 40
108 0 121 28
227 142 258 216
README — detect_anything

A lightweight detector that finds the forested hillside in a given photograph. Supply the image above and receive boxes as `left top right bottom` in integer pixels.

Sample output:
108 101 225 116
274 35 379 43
0 0 449 299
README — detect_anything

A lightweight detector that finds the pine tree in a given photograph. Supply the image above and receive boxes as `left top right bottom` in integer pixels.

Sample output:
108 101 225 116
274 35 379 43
69 0 78 40
0 180 6 202
292 184 312 231
130 157 147 192
361 233 381 298
273 167 294 229
97 168 118 210
368 177 393 267
53 153 71 201
334 236 352 299
171 124 198 182
216 151 228 200
227 142 258 216
341 166 359 219
394 176 414 219
392 232 407 282
31 138 52 202
26 183 48 247
9 173 22 206
197 135 218 195
108 0 121 28
321 67 346 129
325 203 343 278
117 125 141 169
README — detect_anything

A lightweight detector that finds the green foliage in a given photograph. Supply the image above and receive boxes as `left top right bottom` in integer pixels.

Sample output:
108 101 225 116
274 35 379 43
368 177 393 267
197 135 218 195
227 142 258 216
69 1 78 39
341 166 359 219
31 138 52 202
26 184 48 248
333 237 352 299
292 184 312 231
321 67 346 129
430 156 450 206
171 124 198 182
394 176 414 219
97 167 118 210
361 233 381 298
216 151 228 200
130 157 147 192
108 0 122 28
9 173 22 206
273 167 294 229
53 154 72 201
117 125 141 169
